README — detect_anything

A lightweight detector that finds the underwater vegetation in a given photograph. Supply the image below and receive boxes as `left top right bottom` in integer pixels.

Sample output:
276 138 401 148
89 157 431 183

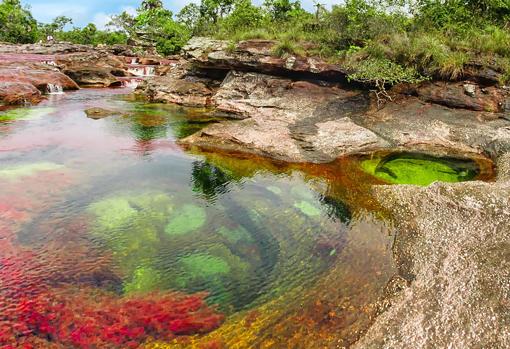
0 243 223 348
361 152 480 186
0 107 55 121
0 162 64 181
87 191 270 310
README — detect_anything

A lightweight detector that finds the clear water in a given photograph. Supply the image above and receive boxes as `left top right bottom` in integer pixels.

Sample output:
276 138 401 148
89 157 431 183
0 89 492 348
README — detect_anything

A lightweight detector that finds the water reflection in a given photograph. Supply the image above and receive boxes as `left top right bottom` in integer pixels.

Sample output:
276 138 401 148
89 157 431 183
191 161 241 202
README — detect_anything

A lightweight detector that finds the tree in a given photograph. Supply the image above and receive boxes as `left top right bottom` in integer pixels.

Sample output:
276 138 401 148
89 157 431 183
222 0 264 31
0 0 39 43
140 0 164 11
110 0 190 55
263 0 305 21
39 16 72 38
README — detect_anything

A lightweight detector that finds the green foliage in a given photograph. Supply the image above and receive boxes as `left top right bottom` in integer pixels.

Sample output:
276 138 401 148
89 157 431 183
272 38 303 57
55 23 127 46
347 57 425 86
263 0 306 21
111 0 189 55
221 0 264 32
0 0 38 43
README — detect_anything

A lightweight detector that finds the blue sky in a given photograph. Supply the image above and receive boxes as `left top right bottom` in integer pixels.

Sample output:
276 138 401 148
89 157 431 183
22 0 331 29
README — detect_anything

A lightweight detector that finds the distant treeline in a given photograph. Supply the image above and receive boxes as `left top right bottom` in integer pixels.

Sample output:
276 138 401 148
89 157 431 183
2 0 510 86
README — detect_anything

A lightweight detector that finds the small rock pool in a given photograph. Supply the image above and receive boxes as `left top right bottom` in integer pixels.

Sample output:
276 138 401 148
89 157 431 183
0 88 494 348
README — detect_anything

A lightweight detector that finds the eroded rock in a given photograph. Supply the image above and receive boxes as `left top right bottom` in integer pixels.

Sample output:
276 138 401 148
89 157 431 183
136 75 213 107
181 71 389 162
183 37 349 81
355 155 510 349
415 81 507 112
0 81 42 105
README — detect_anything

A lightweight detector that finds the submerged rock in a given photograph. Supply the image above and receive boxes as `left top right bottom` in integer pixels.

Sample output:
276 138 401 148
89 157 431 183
85 107 123 120
164 204 207 236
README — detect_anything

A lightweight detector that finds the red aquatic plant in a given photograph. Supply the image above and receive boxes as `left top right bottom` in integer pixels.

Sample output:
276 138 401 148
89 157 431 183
0 255 224 348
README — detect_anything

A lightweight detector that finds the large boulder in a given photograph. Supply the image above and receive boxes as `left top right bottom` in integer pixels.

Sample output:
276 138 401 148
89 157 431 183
57 52 127 87
0 81 42 105
0 62 79 92
181 71 389 162
136 75 213 107
182 37 348 81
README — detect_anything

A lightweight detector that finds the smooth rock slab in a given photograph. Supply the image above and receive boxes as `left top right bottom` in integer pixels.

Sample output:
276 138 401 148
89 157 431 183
355 156 510 349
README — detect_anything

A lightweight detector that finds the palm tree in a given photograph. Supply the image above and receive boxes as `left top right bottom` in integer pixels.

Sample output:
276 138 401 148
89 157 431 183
140 0 164 11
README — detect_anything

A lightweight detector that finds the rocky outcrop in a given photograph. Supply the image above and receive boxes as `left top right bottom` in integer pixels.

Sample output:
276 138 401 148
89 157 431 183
352 97 510 158
136 75 214 107
353 155 510 349
183 37 349 81
180 71 389 162
0 62 79 92
412 81 508 112
0 62 79 105
0 42 94 55
0 81 42 105
57 52 127 87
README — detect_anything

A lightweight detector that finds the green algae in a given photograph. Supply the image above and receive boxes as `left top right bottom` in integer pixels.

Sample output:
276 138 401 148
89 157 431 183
0 107 55 121
171 244 253 308
179 253 231 277
164 204 207 236
88 192 174 287
89 192 174 231
361 152 479 186
123 266 162 294
0 162 64 180
217 226 254 244
294 200 322 217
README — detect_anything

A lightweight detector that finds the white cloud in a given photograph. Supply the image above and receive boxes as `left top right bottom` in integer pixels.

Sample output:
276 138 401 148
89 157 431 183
30 3 89 24
92 12 113 30
121 6 137 16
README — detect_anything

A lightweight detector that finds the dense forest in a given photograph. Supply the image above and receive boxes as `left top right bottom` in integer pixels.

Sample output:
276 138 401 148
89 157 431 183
1 0 510 85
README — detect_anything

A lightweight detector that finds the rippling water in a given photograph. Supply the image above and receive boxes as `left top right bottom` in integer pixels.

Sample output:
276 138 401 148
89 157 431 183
0 88 492 348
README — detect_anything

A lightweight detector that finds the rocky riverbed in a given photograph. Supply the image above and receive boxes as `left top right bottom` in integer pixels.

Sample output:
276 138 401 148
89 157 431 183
1 38 509 348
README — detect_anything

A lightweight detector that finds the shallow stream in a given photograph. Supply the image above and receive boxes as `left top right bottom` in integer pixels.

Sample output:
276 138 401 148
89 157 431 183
0 88 494 348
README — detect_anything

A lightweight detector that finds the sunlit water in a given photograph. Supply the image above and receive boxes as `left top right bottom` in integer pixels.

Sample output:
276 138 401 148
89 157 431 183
0 89 493 348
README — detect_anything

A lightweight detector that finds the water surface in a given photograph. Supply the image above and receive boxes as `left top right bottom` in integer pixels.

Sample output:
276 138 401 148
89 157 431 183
0 88 490 348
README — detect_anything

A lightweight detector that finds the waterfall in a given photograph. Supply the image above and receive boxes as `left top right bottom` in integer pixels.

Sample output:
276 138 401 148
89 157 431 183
47 83 64 94
42 60 57 66
145 66 155 76
121 79 140 89
131 57 139 65
127 66 156 77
